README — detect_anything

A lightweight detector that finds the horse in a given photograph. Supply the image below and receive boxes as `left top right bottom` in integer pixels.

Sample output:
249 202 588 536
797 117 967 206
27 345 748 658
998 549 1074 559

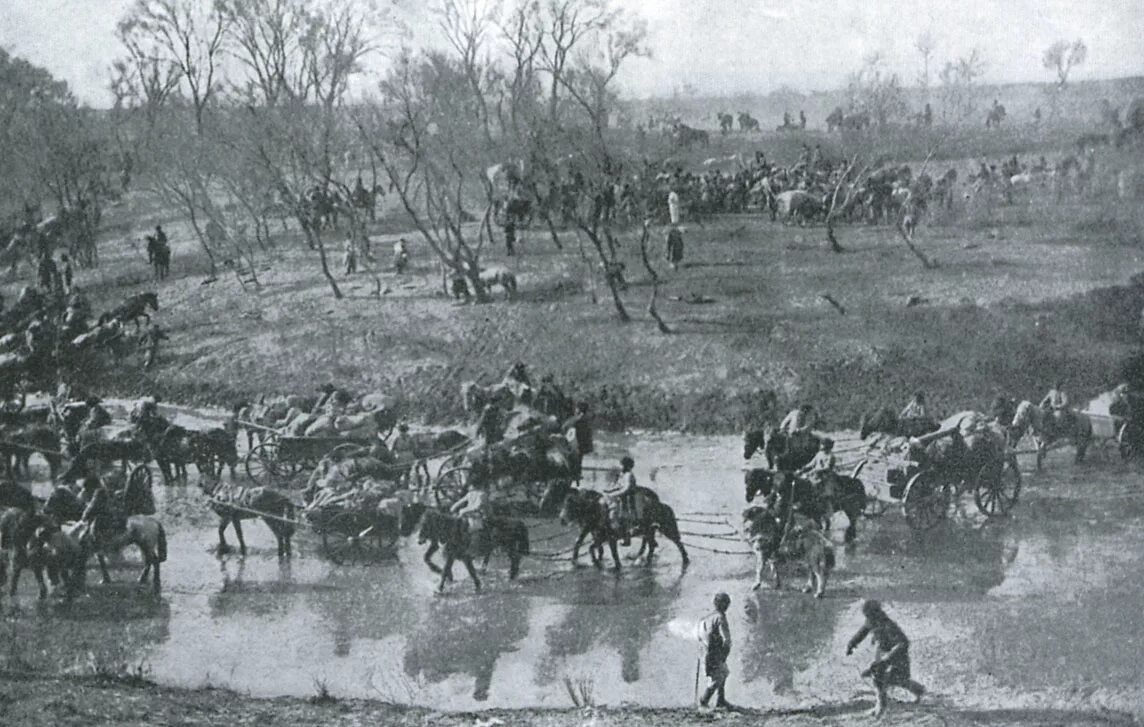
737 111 760 132
672 124 710 149
742 506 835 596
39 475 164 595
716 112 733 134
858 407 939 440
478 266 518 300
199 478 295 557
1 507 59 599
0 480 38 512
36 516 167 597
99 292 159 329
188 427 239 478
460 381 516 416
743 426 820 472
0 423 62 480
1008 401 1093 469
557 486 688 570
401 503 529 593
744 468 865 542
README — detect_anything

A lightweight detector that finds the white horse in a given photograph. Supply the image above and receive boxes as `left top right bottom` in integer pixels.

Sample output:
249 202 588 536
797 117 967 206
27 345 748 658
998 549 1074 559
1008 400 1093 469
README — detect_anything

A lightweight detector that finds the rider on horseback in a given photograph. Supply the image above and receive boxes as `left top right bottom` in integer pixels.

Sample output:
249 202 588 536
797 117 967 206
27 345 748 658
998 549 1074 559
605 455 639 546
449 470 490 550
79 475 120 547
807 438 837 526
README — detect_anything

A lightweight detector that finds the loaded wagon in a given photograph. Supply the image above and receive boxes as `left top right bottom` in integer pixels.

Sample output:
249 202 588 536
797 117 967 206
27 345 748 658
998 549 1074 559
245 434 383 488
864 420 1022 530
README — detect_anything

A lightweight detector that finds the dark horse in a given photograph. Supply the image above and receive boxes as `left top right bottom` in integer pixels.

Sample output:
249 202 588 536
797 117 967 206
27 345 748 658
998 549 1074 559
744 468 865 542
1 508 59 599
0 481 38 512
98 292 159 329
858 407 939 440
743 427 821 471
199 478 295 557
401 502 529 593
557 486 689 570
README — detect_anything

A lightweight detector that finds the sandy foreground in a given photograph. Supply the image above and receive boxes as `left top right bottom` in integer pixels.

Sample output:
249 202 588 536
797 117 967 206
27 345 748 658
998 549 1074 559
0 673 1138 727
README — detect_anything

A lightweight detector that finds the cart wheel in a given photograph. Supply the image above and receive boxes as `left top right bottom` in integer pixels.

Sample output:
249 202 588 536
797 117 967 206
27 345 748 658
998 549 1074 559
974 458 1021 517
1118 422 1138 461
434 466 470 507
1 383 26 414
325 512 366 565
902 470 950 530
245 441 282 486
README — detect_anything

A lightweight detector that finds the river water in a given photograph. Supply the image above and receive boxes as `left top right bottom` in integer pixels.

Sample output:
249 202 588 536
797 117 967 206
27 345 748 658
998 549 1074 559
3 410 1144 715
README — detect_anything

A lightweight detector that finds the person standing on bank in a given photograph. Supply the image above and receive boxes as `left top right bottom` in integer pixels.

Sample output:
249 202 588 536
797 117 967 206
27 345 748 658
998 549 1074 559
665 226 684 271
696 592 733 710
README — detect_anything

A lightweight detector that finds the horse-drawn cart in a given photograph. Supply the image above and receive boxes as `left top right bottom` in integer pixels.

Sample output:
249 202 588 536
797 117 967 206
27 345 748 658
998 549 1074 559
245 435 380 488
429 432 576 514
1082 410 1139 461
864 420 1022 530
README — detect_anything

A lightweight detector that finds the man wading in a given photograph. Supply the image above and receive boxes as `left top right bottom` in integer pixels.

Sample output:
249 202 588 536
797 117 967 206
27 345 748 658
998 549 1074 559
696 592 733 710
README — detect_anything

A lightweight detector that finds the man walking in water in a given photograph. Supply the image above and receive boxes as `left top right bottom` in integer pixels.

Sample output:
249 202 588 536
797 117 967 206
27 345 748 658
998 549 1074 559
847 599 925 717
696 592 733 710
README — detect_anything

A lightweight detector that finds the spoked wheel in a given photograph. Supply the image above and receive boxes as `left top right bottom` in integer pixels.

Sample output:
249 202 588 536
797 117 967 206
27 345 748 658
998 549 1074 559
245 441 286 486
902 470 951 530
434 466 470 507
324 512 370 565
974 457 1021 517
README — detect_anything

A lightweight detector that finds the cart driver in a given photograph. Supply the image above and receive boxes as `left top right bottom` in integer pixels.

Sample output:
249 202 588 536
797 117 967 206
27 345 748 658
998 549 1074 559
1040 379 1072 434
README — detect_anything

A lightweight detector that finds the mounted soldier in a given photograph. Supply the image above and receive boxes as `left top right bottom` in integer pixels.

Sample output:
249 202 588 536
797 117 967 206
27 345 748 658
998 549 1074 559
604 455 639 546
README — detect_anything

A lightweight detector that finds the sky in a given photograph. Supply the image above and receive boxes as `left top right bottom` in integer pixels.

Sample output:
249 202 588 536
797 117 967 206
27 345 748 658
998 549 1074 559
1 0 1142 106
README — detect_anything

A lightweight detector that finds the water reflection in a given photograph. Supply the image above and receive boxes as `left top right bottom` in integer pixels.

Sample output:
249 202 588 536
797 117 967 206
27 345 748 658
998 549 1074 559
402 590 531 701
537 570 683 686
740 593 845 694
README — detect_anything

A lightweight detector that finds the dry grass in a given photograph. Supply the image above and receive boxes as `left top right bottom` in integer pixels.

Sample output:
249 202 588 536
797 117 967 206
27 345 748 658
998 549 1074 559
11 136 1144 433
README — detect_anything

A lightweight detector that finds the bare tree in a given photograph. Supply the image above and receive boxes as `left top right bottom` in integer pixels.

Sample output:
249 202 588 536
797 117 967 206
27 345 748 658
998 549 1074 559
221 0 386 299
1042 38 1087 119
937 49 985 123
846 53 907 128
117 0 231 133
915 32 936 101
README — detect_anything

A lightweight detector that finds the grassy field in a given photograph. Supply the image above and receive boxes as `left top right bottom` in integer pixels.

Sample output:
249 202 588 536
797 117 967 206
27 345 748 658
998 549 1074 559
14 128 1144 433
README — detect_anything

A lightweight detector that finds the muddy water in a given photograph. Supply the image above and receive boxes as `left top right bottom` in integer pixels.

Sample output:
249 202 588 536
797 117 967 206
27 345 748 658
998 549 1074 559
4 420 1144 715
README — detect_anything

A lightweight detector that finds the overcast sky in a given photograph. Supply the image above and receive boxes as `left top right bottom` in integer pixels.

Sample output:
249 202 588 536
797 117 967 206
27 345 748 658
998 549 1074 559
1 0 1142 106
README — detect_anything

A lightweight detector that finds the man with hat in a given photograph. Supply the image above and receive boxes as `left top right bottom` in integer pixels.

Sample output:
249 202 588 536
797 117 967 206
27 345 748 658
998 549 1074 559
696 591 733 709
846 599 925 717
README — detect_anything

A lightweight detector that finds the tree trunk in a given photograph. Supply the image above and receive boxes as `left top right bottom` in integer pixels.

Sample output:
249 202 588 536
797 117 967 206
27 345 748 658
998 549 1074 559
637 222 671 334
605 273 630 322
309 227 343 299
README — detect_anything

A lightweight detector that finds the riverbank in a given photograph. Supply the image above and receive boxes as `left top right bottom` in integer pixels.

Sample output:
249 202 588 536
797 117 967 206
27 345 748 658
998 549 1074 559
25 176 1144 434
0 673 1137 727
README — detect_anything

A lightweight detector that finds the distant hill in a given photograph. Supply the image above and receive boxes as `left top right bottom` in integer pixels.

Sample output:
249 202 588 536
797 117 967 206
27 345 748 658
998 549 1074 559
624 76 1144 131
